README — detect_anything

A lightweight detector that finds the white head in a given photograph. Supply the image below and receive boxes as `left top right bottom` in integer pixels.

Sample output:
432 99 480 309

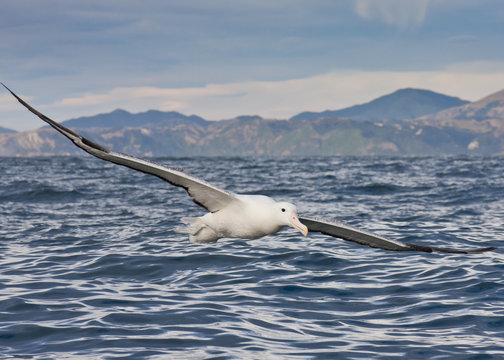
274 202 309 236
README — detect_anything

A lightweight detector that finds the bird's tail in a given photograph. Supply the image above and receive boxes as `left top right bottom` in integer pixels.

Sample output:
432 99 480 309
175 217 219 243
174 217 202 234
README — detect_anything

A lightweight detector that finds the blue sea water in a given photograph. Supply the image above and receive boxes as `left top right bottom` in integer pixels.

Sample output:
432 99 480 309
0 156 503 359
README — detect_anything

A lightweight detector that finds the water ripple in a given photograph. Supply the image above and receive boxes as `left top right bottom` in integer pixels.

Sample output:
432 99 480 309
0 156 502 359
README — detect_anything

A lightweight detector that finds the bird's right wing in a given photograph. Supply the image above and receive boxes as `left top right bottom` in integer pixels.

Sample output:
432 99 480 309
299 216 495 254
2 83 237 212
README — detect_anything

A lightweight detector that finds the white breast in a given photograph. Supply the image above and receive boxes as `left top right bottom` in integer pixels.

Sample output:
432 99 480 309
201 195 285 239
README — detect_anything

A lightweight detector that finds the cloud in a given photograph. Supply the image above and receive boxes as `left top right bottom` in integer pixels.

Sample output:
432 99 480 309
3 1 504 131
53 85 239 114
354 0 431 29
40 62 504 124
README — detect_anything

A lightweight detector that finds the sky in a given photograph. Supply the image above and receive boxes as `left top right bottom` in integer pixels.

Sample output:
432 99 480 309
2 0 504 131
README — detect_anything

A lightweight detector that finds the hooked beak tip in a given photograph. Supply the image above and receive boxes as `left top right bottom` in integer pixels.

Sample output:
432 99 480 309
301 226 308 236
291 215 309 237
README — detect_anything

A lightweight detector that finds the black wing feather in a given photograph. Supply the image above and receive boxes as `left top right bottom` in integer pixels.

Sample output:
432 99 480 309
300 216 495 254
2 83 236 212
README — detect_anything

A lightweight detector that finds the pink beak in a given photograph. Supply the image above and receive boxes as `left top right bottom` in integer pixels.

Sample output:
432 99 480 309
290 214 308 236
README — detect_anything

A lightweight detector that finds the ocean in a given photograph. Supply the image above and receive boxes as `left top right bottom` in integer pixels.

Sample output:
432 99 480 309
0 156 503 359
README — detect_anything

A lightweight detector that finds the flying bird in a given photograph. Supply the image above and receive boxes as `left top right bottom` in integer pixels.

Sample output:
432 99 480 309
2 84 495 254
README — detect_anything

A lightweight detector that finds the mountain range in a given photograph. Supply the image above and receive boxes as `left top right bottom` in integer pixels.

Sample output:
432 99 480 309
419 89 504 135
0 126 16 133
1 88 503 156
290 88 469 123
60 109 207 129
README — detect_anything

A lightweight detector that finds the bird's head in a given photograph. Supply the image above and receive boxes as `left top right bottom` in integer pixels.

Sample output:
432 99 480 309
275 202 308 236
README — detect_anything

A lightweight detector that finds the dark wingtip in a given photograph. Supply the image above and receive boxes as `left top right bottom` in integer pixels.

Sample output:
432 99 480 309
3 83 111 154
1 83 20 100
1 82 14 95
431 245 496 254
1 83 38 111
463 246 496 254
405 242 496 254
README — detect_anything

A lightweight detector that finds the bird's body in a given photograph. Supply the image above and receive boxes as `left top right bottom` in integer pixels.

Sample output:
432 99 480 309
176 196 304 243
2 83 495 255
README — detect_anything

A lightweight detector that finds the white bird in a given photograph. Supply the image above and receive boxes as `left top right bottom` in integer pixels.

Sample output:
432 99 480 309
2 84 495 254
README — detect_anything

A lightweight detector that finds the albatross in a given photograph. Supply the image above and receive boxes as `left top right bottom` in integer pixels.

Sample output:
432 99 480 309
2 84 495 254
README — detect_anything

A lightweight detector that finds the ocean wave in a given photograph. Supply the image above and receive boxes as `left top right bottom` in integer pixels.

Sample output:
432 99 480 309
0 156 502 359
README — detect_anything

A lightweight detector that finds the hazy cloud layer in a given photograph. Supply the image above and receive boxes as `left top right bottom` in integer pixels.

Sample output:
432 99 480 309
1 1 504 130
354 0 430 28
16 62 504 127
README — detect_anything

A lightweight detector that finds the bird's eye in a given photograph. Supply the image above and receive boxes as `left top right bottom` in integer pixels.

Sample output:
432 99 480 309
281 208 286 212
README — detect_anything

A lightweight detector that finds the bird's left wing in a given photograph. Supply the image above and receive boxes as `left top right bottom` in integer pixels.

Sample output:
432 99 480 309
2 84 237 212
299 216 495 254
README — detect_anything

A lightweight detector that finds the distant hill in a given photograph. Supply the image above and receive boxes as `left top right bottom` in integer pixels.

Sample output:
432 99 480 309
1 87 503 157
419 89 504 134
234 115 263 121
0 126 16 133
60 109 207 128
291 88 469 122
2 115 501 157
